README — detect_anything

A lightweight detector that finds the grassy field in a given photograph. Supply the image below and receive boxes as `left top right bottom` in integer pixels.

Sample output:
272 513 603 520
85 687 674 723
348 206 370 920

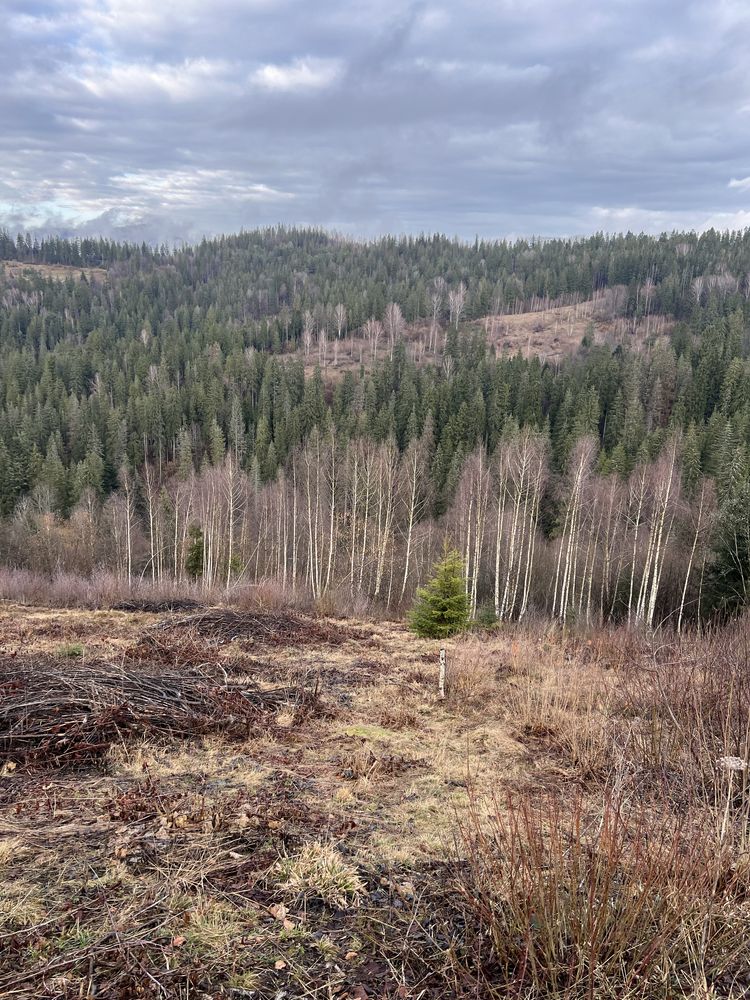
1 604 749 998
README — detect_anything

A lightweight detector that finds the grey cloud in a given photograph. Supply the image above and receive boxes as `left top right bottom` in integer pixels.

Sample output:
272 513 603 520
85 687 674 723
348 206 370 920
1 0 749 242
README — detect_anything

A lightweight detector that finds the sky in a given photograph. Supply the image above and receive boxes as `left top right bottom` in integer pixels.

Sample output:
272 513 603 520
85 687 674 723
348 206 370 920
2 0 750 244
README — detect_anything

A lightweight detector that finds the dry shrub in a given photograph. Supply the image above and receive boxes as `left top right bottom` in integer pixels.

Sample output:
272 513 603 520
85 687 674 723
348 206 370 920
503 646 615 780
444 637 503 707
0 566 388 621
565 626 647 671
0 567 207 609
231 576 314 612
455 791 750 998
619 620 750 809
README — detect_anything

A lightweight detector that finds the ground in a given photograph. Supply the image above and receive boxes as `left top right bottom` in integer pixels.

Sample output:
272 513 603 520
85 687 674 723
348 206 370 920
0 604 600 997
293 301 672 380
0 260 108 283
1 604 747 998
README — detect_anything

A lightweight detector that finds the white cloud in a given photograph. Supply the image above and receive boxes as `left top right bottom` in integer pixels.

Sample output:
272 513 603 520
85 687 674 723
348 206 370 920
79 0 273 38
110 169 294 207
416 58 550 83
699 209 750 231
590 204 750 235
728 176 750 191
252 58 341 92
74 57 237 102
589 205 697 232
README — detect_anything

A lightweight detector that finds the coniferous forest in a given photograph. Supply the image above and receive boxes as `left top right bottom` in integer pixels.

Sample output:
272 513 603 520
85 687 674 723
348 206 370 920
3 225 750 626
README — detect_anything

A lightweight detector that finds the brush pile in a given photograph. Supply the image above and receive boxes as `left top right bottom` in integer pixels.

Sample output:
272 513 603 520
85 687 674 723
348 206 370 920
112 597 202 613
0 655 319 769
149 608 361 647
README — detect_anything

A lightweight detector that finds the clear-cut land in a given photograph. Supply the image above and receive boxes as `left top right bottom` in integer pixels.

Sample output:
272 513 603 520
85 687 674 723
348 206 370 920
1 602 750 998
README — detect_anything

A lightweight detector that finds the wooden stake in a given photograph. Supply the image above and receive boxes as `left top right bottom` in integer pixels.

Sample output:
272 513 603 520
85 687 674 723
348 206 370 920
439 648 446 700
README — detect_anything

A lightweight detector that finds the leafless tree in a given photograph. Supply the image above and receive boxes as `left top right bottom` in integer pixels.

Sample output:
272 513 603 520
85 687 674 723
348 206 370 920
448 281 467 330
334 303 347 339
384 302 405 359
364 317 383 363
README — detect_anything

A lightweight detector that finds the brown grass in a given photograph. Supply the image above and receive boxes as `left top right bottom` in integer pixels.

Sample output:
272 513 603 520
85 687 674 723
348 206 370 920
2 607 750 996
1 260 107 282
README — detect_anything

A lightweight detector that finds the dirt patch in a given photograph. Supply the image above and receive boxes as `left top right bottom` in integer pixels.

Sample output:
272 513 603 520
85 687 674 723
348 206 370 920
0 604 586 997
1 260 107 283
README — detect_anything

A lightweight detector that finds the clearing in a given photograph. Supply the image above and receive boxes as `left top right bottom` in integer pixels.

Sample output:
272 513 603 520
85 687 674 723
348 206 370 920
293 300 672 379
0 604 748 998
0 260 108 283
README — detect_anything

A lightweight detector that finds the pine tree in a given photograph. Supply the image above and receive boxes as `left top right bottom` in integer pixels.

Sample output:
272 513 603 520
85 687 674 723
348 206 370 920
177 428 194 480
705 439 750 617
185 524 204 579
408 546 469 639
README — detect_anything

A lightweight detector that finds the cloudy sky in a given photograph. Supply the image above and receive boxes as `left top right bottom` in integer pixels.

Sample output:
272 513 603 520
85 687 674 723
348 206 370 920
3 0 750 243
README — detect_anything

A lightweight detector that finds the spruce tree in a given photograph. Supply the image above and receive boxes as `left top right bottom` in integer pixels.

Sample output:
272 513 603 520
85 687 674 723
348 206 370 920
185 524 204 579
409 546 469 639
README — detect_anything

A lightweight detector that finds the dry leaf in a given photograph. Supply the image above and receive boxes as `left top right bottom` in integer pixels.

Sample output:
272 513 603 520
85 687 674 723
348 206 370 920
171 935 186 947
274 959 287 970
269 903 288 921
345 950 359 961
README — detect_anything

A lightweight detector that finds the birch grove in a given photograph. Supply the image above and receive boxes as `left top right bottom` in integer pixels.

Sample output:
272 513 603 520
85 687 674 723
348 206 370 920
27 423 721 631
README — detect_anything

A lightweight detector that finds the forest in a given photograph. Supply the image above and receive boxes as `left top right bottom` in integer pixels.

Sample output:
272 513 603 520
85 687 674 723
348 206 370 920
2 225 750 626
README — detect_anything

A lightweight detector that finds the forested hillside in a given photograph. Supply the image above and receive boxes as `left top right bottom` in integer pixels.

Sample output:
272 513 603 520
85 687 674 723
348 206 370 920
2 226 750 625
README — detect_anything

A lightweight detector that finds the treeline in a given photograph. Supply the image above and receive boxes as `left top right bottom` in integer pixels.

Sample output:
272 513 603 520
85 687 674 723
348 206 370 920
0 231 159 268
1 425 745 627
1 311 749 522
2 227 750 624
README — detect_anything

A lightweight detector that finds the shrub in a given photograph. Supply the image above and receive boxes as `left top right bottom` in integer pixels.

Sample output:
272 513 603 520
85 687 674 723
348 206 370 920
409 547 469 639
454 792 750 997
444 637 499 707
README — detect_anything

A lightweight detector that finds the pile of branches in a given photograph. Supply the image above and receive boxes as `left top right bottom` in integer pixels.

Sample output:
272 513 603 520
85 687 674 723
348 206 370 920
150 608 361 648
112 597 202 613
0 655 320 770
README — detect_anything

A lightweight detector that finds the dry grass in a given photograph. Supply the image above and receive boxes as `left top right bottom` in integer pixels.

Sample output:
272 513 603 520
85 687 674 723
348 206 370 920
272 842 365 909
1 260 108 282
2 606 750 996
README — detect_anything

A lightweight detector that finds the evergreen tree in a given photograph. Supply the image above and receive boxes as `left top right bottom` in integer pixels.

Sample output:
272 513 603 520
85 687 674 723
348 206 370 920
185 524 204 579
408 546 469 639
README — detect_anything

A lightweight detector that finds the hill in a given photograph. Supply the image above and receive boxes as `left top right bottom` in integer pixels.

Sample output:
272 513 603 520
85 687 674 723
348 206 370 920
0 226 750 625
